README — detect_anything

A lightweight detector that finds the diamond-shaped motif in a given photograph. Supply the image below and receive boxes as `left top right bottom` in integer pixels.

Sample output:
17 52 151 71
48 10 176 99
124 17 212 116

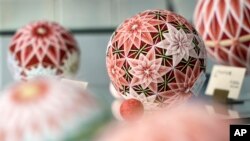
194 0 250 73
8 21 80 80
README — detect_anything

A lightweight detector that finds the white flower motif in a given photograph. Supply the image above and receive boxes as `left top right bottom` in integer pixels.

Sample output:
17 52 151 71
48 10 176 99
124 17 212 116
122 88 159 111
156 23 197 66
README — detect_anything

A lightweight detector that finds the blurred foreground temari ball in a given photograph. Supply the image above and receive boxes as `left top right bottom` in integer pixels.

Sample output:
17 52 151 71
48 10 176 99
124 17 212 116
8 21 80 80
106 9 206 119
0 78 97 141
194 0 250 72
97 105 229 141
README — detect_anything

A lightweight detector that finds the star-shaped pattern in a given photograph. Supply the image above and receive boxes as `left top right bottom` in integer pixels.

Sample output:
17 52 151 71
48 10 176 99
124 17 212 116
156 23 197 66
127 48 171 92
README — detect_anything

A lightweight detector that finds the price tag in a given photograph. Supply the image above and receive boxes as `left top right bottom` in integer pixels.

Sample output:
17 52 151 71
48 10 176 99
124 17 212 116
205 65 246 99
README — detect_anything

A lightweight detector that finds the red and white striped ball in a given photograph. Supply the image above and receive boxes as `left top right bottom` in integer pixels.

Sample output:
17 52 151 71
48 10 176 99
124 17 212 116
8 21 80 80
106 9 206 111
0 78 96 141
194 0 250 73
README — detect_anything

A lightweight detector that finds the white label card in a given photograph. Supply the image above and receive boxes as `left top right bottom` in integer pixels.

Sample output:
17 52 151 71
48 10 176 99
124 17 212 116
205 65 246 99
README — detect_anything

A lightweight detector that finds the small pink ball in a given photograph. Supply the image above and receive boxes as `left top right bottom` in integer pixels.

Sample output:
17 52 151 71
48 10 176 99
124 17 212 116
120 99 144 121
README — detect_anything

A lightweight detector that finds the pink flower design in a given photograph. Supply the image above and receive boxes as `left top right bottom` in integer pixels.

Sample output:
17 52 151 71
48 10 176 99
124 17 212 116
156 60 203 108
158 90 192 109
127 48 171 92
113 13 161 55
156 23 197 66
164 60 202 96
107 53 127 89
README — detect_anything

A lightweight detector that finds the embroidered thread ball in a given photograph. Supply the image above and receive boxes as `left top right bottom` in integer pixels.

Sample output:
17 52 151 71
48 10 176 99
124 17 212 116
8 21 80 80
194 0 250 73
0 78 96 141
106 9 206 113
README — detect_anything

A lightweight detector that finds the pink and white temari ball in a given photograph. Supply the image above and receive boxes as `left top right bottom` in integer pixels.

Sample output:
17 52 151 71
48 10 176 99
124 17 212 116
194 0 250 72
8 21 80 80
106 10 206 110
0 78 95 141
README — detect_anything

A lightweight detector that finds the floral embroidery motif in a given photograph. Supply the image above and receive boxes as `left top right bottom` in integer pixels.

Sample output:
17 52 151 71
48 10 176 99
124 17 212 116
107 53 127 89
127 48 171 92
156 23 197 66
113 13 161 55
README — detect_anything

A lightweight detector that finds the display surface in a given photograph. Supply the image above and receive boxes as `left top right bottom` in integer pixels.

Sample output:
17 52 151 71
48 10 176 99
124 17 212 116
8 21 80 80
194 0 250 73
106 9 206 114
0 78 96 141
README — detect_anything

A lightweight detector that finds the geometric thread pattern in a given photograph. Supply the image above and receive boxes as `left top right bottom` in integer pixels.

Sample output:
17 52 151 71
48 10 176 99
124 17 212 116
8 21 80 80
106 10 206 108
194 0 250 73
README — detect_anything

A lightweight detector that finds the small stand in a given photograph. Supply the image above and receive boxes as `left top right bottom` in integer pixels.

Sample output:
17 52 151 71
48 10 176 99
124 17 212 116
206 89 243 118
204 65 247 119
213 89 244 105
